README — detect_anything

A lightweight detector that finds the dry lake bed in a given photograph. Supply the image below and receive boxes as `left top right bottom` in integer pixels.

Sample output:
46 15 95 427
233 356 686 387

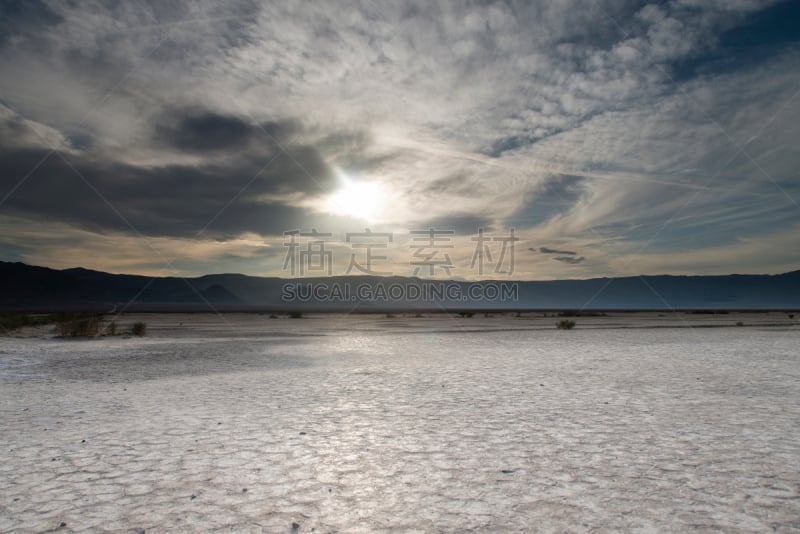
1 312 799 532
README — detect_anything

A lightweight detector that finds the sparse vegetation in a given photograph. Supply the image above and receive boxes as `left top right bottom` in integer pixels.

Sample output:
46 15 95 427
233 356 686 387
1 312 150 339
0 312 52 333
556 319 576 330
55 313 101 337
131 322 147 336
43 313 148 338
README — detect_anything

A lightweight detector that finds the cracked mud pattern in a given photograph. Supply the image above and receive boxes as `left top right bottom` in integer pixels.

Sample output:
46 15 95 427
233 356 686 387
1 317 799 532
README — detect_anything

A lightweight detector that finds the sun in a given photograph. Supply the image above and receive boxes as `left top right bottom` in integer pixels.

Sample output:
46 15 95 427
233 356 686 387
326 176 385 222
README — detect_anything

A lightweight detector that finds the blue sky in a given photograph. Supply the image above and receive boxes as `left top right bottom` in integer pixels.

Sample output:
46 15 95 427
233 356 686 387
0 0 798 280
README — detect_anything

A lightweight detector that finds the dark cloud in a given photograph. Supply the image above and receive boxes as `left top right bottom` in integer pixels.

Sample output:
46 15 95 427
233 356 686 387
66 132 94 151
0 110 365 238
539 247 576 255
0 150 349 237
257 119 303 144
553 256 585 264
155 109 259 152
153 109 366 173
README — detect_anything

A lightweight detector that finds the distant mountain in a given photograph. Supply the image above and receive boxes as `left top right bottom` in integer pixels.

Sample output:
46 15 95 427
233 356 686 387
0 261 798 311
199 283 242 304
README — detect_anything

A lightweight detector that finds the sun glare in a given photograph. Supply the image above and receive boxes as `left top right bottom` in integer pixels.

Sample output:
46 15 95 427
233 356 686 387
326 177 385 222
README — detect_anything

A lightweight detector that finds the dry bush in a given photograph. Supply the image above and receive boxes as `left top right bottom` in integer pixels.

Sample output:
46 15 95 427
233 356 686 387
556 319 576 330
56 314 100 337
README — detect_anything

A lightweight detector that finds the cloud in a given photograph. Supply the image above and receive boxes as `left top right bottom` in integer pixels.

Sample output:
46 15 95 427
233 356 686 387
0 105 72 151
0 214 283 276
417 213 494 235
0 0 63 48
553 256 585 265
486 135 539 158
0 105 372 238
154 108 259 152
0 0 797 278
539 247 577 256
153 107 303 154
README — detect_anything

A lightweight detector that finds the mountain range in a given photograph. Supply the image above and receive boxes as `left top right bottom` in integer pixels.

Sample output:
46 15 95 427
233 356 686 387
0 261 798 311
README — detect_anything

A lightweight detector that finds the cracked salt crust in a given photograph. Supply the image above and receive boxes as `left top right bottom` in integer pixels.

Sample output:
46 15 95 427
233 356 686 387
1 314 799 532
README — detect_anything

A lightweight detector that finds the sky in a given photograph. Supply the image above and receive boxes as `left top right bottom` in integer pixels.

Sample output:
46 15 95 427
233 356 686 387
0 0 798 281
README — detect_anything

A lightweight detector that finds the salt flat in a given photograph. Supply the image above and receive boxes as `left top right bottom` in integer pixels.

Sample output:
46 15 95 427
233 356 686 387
1 314 799 532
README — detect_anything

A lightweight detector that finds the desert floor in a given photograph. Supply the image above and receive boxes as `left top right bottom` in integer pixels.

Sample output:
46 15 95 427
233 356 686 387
1 312 799 532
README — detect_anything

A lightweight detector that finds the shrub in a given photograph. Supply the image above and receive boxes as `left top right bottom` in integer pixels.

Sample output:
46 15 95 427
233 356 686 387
79 318 100 336
106 320 117 335
789 314 795 320
288 312 303 319
736 321 744 327
56 315 100 337
56 321 70 337
131 322 147 336
457 312 474 318
556 319 576 330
